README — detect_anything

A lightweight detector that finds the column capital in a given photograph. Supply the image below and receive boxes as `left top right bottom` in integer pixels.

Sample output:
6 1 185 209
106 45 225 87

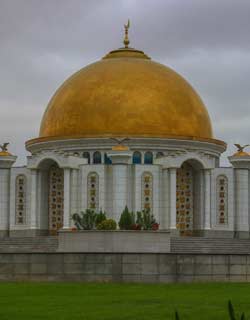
107 150 132 165
0 155 17 169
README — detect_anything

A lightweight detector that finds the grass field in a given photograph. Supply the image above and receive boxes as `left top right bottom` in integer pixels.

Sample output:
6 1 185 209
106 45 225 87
0 283 249 319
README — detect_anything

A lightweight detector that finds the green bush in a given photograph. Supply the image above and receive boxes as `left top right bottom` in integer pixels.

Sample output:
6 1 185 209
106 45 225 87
95 209 107 226
96 219 117 230
135 209 159 230
72 210 97 230
118 206 135 230
72 209 108 230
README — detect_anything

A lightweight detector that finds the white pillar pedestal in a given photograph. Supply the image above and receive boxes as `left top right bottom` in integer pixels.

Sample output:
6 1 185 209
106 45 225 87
228 154 250 235
235 169 249 232
169 168 177 230
204 169 211 230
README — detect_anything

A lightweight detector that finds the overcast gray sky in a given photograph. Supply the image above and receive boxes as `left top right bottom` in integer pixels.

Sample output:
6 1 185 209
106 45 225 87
0 0 250 166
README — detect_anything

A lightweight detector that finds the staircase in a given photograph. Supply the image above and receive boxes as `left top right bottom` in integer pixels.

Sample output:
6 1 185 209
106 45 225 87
0 236 58 253
171 237 250 254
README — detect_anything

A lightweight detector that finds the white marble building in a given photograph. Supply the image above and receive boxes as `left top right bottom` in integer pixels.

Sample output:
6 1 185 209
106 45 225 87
1 32 250 238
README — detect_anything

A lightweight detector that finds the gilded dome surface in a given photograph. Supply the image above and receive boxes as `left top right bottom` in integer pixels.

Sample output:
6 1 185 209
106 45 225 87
38 46 213 141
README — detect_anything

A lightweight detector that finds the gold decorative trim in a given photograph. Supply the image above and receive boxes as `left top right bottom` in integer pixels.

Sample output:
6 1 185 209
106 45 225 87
26 134 226 148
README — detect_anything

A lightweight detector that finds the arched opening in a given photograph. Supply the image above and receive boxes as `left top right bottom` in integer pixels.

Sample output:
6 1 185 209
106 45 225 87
133 151 142 164
144 151 153 164
93 151 102 164
83 152 90 164
176 159 203 236
48 165 64 234
37 159 64 235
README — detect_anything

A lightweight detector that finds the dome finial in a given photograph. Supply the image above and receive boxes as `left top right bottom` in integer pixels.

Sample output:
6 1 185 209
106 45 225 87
123 19 130 48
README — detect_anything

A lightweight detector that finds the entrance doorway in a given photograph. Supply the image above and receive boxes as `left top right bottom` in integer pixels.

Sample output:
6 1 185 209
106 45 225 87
176 162 194 235
48 165 64 234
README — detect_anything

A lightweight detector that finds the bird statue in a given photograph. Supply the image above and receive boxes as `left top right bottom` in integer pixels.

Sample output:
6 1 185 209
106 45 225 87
234 144 250 152
0 142 9 152
110 137 130 145
109 137 130 151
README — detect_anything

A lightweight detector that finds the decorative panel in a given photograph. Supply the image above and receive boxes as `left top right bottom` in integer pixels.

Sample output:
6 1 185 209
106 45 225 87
216 175 228 224
176 163 194 233
15 175 27 224
87 172 99 210
48 166 64 232
141 172 153 212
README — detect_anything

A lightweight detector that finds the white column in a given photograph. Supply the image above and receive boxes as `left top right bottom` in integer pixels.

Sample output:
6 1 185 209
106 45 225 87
63 168 71 229
161 169 169 229
70 169 79 220
235 169 249 232
169 168 177 230
30 169 38 229
204 169 211 229
112 164 128 221
0 155 16 235
0 169 11 232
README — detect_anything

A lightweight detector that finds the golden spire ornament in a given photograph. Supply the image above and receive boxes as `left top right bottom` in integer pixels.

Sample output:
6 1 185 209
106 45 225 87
123 19 130 48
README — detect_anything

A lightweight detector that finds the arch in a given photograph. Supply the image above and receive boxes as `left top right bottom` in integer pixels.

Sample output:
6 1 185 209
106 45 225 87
93 151 102 164
141 172 153 212
36 157 62 170
179 158 204 170
216 175 228 224
87 172 99 210
83 151 90 164
15 174 27 224
133 151 142 164
144 151 153 164
104 153 112 164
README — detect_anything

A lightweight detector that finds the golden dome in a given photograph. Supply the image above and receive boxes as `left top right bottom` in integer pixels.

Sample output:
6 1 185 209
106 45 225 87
37 45 215 143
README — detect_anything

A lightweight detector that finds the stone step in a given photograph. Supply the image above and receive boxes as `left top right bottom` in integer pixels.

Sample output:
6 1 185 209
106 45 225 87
171 237 250 254
0 236 58 253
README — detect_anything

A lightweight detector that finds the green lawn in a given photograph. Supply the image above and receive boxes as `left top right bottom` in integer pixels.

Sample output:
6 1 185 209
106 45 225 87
0 283 248 319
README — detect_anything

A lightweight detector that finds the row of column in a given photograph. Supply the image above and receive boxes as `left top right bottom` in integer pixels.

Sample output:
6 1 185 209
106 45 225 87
29 166 213 232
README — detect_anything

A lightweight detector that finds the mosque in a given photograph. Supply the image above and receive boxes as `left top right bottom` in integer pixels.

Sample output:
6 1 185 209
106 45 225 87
1 23 250 239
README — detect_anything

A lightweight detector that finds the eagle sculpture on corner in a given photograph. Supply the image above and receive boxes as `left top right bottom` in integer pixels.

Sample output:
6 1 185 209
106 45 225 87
234 144 250 152
110 137 130 145
0 142 9 152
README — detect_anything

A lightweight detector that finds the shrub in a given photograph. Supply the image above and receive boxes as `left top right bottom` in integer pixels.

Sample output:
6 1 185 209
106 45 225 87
72 209 97 230
95 209 107 226
135 209 159 230
72 209 107 230
96 219 117 230
118 206 135 230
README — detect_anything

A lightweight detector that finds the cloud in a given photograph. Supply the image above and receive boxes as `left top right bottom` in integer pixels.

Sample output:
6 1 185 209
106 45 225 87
0 0 250 165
